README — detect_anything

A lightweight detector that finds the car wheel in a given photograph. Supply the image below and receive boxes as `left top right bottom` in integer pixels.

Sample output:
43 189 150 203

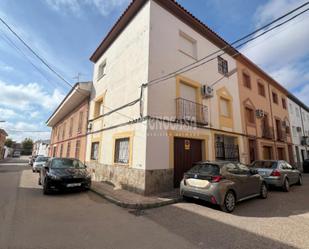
260 182 268 199
221 191 236 213
43 181 51 195
297 175 302 186
283 178 290 192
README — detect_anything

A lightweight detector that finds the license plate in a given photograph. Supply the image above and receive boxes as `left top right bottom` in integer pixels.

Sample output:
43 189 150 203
67 183 82 187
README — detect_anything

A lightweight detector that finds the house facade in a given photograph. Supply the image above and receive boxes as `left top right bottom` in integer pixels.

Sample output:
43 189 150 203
47 82 92 163
32 140 50 157
236 56 293 165
287 95 309 169
0 129 8 159
86 0 244 194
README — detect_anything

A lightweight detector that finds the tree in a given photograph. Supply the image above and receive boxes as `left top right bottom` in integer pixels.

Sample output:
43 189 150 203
21 138 33 155
5 138 13 148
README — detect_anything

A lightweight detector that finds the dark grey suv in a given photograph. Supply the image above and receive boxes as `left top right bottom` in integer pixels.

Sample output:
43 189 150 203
180 161 267 212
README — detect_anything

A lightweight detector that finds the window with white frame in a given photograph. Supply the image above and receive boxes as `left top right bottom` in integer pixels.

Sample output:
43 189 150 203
220 97 231 117
179 31 197 59
97 60 106 80
114 138 130 164
90 142 99 160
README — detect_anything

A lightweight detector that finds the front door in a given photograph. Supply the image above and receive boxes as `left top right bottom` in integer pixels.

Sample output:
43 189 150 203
248 139 256 163
174 138 202 187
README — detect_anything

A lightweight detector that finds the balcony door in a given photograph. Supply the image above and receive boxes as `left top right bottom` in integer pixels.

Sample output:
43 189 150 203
179 83 197 122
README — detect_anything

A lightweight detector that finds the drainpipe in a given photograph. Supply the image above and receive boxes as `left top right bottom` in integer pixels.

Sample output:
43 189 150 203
267 83 278 159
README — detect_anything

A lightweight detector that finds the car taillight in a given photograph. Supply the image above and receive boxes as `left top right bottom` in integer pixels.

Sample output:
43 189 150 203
211 175 223 182
271 169 281 177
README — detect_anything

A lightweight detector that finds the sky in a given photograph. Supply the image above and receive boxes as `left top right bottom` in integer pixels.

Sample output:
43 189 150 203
0 0 308 142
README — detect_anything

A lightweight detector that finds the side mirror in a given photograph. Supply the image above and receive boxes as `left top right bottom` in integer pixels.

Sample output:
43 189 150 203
44 166 49 171
249 168 258 175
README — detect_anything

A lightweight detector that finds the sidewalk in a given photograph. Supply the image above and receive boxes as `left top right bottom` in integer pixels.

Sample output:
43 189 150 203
90 181 182 209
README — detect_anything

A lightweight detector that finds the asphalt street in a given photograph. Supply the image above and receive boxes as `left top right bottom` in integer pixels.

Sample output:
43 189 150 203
0 157 308 249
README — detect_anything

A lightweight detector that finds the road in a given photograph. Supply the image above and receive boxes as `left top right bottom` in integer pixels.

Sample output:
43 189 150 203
0 157 309 249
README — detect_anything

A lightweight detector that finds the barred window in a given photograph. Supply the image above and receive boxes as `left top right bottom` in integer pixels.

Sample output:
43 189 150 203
218 56 228 75
114 138 130 164
75 140 81 159
60 144 63 157
78 111 83 133
91 142 99 160
66 142 71 158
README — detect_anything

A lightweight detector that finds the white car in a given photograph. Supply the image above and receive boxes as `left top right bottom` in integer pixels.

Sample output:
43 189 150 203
33 156 50 173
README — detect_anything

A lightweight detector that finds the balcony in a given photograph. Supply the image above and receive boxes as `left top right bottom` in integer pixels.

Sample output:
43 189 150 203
277 128 287 142
176 98 208 125
261 125 274 139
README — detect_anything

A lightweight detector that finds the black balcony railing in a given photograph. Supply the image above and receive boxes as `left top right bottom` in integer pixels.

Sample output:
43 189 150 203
176 98 208 125
277 128 287 142
261 125 274 139
215 142 239 161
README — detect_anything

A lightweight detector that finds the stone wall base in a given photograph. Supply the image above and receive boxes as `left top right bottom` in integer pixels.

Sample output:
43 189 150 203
87 162 174 195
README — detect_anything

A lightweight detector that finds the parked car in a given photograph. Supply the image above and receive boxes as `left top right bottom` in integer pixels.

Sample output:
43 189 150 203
303 159 309 173
180 161 267 213
32 156 50 172
29 155 42 166
251 160 302 191
12 151 21 157
39 158 91 195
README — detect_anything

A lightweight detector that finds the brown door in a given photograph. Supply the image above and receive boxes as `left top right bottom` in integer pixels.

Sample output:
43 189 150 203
248 139 257 163
263 146 272 160
277 147 285 160
174 138 202 187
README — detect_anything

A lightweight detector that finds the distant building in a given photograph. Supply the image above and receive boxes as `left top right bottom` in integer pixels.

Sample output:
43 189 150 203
0 129 8 159
46 82 92 162
32 140 50 157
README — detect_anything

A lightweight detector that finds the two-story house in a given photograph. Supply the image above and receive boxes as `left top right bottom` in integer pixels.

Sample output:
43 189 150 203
47 82 92 162
236 56 293 164
0 129 8 159
86 0 244 194
287 94 309 168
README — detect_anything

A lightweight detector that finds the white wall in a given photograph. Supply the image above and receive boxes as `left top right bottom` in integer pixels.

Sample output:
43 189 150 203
145 1 243 170
86 1 151 169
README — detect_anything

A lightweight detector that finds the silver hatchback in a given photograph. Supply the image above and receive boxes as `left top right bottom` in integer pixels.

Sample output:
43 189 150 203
250 160 302 191
180 161 268 212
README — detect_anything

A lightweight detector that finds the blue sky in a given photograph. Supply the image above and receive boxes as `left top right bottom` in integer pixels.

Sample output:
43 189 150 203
0 0 308 141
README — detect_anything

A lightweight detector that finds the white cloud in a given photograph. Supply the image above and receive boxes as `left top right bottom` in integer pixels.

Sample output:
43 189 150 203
241 0 309 104
46 0 129 17
0 65 14 72
0 80 65 111
0 108 18 119
294 84 309 106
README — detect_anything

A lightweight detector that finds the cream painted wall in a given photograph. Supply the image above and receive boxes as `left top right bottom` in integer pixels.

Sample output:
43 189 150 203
86 2 151 170
144 1 243 170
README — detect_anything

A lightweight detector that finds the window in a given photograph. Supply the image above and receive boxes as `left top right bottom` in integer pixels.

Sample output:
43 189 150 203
75 140 81 159
295 107 299 117
289 103 293 113
52 146 57 157
114 138 130 164
97 60 106 80
77 111 83 133
179 31 197 59
62 123 66 140
272 92 278 104
69 117 73 137
282 98 287 109
245 107 255 124
217 56 228 75
220 98 230 117
243 72 251 89
91 142 99 160
257 81 265 97
57 126 61 141
60 144 63 157
94 99 104 118
66 142 71 158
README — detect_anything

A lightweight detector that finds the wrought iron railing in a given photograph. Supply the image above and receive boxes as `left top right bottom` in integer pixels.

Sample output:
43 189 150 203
215 142 239 161
176 98 208 125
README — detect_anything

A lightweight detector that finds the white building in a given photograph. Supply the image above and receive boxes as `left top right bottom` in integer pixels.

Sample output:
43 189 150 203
32 140 50 157
287 95 309 169
86 0 244 194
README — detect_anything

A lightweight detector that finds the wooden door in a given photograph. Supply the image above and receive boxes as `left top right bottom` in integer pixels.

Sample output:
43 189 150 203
248 139 257 163
277 147 285 160
174 138 202 187
263 146 272 160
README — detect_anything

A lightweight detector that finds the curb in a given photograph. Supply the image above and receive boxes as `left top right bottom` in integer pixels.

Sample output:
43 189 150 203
90 187 182 210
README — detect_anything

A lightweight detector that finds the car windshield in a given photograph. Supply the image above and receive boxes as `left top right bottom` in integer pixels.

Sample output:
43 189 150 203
51 158 86 169
35 157 49 162
188 163 220 175
252 161 277 169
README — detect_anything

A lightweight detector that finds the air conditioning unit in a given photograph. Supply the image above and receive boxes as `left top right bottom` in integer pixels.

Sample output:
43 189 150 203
255 109 265 118
87 122 92 131
301 136 309 145
201 85 214 98
296 127 302 132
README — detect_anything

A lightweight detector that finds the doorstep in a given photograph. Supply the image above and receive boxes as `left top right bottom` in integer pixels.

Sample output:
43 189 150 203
90 181 182 209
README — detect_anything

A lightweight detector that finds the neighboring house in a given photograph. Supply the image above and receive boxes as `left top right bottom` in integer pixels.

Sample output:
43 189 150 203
3 146 13 158
0 129 8 159
236 57 293 165
32 140 50 157
287 95 309 169
46 82 92 163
